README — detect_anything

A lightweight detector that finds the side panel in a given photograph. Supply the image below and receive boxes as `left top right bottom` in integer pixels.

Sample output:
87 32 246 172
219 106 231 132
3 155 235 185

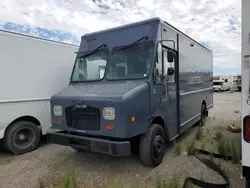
0 31 79 135
178 34 213 131
0 31 79 101
242 0 250 175
0 100 51 139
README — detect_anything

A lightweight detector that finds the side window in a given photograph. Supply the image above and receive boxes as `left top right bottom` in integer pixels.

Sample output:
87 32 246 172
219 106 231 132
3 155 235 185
163 50 175 83
154 43 163 84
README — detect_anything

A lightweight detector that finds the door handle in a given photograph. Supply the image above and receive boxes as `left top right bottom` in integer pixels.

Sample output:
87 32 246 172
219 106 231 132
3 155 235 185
159 97 162 108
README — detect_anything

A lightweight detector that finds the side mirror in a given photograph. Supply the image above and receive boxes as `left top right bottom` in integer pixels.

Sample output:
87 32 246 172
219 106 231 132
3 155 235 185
78 73 86 80
167 67 175 75
167 50 174 62
77 58 86 70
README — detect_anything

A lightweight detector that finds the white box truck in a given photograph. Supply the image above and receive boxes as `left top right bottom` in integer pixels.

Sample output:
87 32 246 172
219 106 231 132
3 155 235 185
242 0 250 187
0 29 79 155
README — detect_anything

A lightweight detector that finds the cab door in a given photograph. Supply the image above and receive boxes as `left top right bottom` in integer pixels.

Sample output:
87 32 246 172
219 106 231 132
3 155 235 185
162 47 179 140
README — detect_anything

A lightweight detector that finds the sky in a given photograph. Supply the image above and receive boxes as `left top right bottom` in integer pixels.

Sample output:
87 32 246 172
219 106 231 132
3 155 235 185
0 0 241 76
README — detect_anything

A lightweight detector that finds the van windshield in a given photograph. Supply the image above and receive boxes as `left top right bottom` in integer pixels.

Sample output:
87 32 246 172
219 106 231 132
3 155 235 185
71 49 108 82
106 41 155 80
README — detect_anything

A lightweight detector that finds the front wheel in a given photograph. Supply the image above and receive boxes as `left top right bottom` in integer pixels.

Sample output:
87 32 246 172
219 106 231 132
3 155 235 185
3 121 40 155
200 104 207 126
139 124 166 167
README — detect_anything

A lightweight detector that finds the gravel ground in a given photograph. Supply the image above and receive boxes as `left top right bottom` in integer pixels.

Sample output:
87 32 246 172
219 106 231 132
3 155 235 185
0 92 243 188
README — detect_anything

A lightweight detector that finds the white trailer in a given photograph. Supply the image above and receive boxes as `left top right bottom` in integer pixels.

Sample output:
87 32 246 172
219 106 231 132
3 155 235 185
0 30 78 155
242 0 250 186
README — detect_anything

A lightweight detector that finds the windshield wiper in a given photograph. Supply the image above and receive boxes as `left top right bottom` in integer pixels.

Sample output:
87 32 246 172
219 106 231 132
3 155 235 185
71 44 107 83
114 36 149 51
76 44 107 57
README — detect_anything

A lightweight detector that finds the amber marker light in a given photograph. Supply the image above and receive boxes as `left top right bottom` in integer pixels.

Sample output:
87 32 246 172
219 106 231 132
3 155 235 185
131 115 136 122
106 125 114 130
55 120 63 125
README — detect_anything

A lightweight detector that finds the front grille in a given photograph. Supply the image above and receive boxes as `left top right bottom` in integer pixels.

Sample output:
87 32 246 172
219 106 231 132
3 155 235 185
65 105 100 131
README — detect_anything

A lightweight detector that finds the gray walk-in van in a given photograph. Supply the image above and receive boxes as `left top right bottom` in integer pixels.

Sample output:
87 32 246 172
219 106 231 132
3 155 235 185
47 17 213 167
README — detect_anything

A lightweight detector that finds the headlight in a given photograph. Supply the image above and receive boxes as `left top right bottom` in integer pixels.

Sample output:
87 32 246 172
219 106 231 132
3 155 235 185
103 107 115 120
53 105 63 116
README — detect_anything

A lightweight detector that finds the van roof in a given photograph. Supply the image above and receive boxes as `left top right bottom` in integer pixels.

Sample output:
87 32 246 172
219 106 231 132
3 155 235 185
0 29 79 47
82 17 211 52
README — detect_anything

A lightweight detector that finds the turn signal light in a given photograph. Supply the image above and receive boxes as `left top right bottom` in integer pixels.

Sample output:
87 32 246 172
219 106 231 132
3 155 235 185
106 125 114 130
55 120 63 125
243 116 250 142
131 115 136 122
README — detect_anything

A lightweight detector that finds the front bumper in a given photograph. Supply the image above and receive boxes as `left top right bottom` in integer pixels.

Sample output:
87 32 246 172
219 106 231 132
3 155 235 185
47 129 131 157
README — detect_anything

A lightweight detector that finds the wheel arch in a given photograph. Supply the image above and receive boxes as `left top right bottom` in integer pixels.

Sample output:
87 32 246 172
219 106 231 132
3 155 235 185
202 100 206 107
4 116 41 138
150 116 169 141
3 115 42 155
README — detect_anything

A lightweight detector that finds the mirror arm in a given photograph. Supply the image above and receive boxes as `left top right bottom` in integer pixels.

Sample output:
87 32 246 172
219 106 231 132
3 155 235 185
160 40 175 50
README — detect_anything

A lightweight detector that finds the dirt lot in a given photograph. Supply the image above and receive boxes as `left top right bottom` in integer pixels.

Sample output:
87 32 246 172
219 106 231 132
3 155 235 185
0 92 243 188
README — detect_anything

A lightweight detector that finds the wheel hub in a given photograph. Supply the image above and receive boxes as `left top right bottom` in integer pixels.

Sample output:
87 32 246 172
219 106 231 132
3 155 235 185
17 133 26 141
14 128 34 148
153 134 164 157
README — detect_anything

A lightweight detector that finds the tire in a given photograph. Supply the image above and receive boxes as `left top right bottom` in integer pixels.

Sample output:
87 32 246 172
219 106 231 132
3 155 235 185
199 104 207 126
3 121 40 155
139 124 166 167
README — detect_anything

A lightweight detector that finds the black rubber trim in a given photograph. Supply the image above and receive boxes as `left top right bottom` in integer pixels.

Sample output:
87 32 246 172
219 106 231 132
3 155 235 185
183 153 230 188
243 165 250 180
176 33 180 134
243 115 250 143
246 181 250 188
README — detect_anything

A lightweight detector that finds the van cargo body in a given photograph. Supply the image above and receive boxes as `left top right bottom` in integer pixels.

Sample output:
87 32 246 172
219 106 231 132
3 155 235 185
241 0 250 187
47 17 213 166
0 30 78 154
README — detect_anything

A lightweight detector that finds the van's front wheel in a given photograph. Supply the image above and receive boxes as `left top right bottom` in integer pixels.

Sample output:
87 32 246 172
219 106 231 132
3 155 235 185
200 103 207 126
139 124 166 167
4 121 40 155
